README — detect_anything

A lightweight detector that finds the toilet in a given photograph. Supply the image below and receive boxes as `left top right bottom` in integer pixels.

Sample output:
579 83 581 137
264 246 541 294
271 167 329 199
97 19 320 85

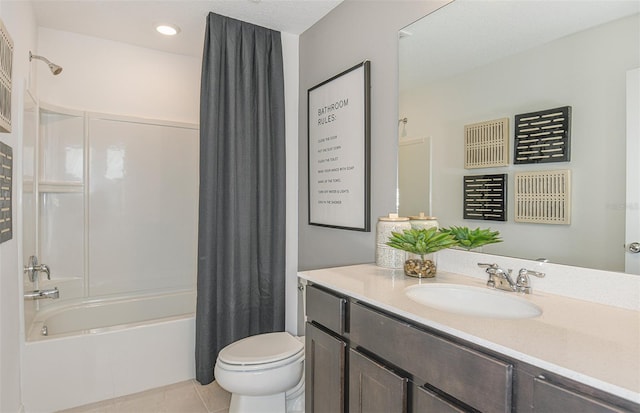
214 332 305 413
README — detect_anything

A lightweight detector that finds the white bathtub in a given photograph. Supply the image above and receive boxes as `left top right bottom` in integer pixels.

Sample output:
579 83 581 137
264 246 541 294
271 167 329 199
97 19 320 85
21 290 196 413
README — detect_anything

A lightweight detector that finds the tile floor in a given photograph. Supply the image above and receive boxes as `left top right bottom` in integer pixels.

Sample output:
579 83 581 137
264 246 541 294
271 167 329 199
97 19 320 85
59 380 231 413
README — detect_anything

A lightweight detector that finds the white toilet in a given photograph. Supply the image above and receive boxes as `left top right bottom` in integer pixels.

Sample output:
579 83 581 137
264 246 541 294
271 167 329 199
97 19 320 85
214 332 305 413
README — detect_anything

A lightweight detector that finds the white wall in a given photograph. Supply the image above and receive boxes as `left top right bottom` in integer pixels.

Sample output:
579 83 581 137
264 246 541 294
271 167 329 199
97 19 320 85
37 28 200 123
400 15 639 271
0 1 38 411
298 0 449 270
281 32 300 334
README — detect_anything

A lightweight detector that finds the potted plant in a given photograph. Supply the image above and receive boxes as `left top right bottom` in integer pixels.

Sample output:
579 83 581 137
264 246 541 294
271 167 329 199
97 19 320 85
439 226 502 250
386 227 458 278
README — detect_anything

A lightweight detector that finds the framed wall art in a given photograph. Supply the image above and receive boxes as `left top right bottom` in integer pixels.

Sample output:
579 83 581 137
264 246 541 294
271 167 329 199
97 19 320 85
308 61 371 231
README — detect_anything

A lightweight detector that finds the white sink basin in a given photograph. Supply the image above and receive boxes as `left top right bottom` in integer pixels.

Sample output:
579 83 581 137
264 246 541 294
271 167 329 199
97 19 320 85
404 283 542 319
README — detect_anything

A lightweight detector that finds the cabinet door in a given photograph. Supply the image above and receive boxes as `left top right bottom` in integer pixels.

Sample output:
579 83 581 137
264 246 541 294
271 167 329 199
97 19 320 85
305 322 346 413
533 378 627 413
413 385 467 413
349 349 408 413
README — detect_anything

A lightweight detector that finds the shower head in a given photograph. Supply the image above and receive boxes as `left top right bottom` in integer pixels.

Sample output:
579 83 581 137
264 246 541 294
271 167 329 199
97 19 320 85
29 51 63 75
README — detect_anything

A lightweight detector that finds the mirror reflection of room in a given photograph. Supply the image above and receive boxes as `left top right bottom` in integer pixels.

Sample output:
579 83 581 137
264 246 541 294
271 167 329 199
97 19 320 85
398 1 639 272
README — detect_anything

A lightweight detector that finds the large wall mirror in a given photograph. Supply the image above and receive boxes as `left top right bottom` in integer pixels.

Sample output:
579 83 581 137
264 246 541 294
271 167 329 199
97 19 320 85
398 0 639 274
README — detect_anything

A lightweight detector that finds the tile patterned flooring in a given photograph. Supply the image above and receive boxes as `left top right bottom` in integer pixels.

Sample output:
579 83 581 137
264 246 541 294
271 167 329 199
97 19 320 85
59 380 231 413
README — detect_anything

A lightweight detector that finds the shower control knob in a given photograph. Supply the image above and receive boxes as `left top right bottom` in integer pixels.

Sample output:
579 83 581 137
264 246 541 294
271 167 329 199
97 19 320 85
629 242 640 254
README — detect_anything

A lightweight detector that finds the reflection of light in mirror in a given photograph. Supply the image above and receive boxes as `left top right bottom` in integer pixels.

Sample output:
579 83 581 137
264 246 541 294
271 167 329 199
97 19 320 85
106 147 125 180
64 147 83 180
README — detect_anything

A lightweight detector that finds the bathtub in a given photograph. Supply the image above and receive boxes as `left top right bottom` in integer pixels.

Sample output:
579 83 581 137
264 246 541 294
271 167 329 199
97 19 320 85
21 290 196 413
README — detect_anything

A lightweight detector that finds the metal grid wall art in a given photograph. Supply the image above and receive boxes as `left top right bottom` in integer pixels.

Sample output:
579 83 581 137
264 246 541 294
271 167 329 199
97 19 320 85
514 170 571 225
463 174 507 221
514 106 571 164
464 117 509 169
0 141 11 242
0 19 12 133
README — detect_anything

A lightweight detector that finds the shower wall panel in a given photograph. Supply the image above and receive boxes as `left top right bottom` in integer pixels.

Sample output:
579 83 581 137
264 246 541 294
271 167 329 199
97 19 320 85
88 117 198 296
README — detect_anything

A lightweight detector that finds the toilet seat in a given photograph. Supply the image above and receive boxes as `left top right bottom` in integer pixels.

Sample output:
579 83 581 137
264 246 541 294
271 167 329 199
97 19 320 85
217 332 304 371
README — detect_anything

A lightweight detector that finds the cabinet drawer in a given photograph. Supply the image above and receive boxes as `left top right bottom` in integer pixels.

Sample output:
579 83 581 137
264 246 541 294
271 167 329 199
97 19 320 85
533 378 628 413
350 302 512 413
306 285 347 335
413 385 466 413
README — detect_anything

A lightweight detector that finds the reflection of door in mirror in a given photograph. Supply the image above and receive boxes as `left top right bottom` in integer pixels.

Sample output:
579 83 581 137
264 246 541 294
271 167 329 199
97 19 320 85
398 136 431 217
626 68 640 275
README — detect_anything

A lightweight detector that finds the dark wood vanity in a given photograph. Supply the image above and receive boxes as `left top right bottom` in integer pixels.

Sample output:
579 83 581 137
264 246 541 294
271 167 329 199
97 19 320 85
304 283 639 413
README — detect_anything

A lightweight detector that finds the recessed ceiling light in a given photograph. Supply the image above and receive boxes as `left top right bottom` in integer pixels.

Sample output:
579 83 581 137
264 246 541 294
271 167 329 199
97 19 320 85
156 24 180 36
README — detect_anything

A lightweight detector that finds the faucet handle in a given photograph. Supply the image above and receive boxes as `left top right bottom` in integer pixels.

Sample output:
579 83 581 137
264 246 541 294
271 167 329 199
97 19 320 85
519 268 545 278
477 263 498 270
478 263 500 288
23 255 51 282
516 268 545 294
40 264 51 280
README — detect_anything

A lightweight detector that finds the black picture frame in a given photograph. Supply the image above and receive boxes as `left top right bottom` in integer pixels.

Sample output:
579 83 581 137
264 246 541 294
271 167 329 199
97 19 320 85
307 61 371 232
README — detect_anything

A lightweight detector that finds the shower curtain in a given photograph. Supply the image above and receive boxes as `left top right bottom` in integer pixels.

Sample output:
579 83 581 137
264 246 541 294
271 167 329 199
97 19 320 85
195 12 286 385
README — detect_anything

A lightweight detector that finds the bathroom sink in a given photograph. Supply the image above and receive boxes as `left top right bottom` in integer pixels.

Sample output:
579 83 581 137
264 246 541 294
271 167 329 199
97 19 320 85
404 283 542 319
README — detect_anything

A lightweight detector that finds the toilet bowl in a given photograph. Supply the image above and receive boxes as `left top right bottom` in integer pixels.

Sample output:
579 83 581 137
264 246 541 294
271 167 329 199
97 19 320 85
214 332 305 413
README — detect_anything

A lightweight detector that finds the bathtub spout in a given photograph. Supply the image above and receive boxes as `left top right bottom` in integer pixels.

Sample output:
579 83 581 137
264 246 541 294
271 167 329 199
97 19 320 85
24 287 59 300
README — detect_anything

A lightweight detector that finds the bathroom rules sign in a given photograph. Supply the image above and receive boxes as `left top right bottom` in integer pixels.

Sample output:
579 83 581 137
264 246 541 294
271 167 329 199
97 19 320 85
308 61 371 232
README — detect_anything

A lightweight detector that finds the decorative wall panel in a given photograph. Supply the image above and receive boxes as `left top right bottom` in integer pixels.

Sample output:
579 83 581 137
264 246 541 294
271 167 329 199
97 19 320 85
464 117 509 169
463 174 507 221
514 170 571 224
514 106 571 164
0 140 12 242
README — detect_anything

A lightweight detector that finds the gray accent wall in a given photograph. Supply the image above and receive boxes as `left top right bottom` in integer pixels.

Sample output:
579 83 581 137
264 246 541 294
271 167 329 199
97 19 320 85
298 0 448 270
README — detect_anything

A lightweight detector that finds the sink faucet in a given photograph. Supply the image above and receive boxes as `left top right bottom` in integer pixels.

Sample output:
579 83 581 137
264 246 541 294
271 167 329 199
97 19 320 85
478 263 516 292
24 287 59 300
477 263 545 294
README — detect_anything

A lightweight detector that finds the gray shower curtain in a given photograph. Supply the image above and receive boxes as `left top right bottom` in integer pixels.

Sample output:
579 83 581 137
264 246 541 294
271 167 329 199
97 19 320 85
195 12 286 385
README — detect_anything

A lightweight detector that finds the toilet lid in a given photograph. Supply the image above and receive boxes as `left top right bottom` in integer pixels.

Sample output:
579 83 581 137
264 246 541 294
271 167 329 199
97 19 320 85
218 332 304 366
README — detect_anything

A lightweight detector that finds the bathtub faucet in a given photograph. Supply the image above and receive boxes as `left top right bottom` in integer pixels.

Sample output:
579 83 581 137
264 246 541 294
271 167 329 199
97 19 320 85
24 287 59 300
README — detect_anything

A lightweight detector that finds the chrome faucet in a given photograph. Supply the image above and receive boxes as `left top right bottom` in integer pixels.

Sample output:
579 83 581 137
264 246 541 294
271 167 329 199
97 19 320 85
477 263 545 294
24 287 59 300
478 263 516 292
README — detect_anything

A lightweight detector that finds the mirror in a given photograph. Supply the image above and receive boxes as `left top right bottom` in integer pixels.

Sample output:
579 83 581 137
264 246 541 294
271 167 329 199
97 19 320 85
398 0 639 273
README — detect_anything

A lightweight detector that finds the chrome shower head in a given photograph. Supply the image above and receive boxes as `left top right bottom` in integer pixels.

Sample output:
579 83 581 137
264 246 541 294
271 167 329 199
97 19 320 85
29 51 63 75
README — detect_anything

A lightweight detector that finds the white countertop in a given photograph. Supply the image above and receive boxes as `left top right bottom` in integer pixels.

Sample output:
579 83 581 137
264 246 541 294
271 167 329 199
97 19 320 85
298 263 640 404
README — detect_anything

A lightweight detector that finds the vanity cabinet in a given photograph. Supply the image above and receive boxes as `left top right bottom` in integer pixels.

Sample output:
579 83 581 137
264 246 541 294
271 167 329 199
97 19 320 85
304 282 638 413
305 285 348 413
350 301 512 413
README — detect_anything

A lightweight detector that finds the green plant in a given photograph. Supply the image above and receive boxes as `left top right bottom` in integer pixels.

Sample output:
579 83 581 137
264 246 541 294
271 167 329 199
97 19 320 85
439 226 502 250
386 227 458 261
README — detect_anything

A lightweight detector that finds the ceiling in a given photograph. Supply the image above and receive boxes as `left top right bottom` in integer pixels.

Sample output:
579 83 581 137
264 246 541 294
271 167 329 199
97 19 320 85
32 0 343 57
399 0 640 91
